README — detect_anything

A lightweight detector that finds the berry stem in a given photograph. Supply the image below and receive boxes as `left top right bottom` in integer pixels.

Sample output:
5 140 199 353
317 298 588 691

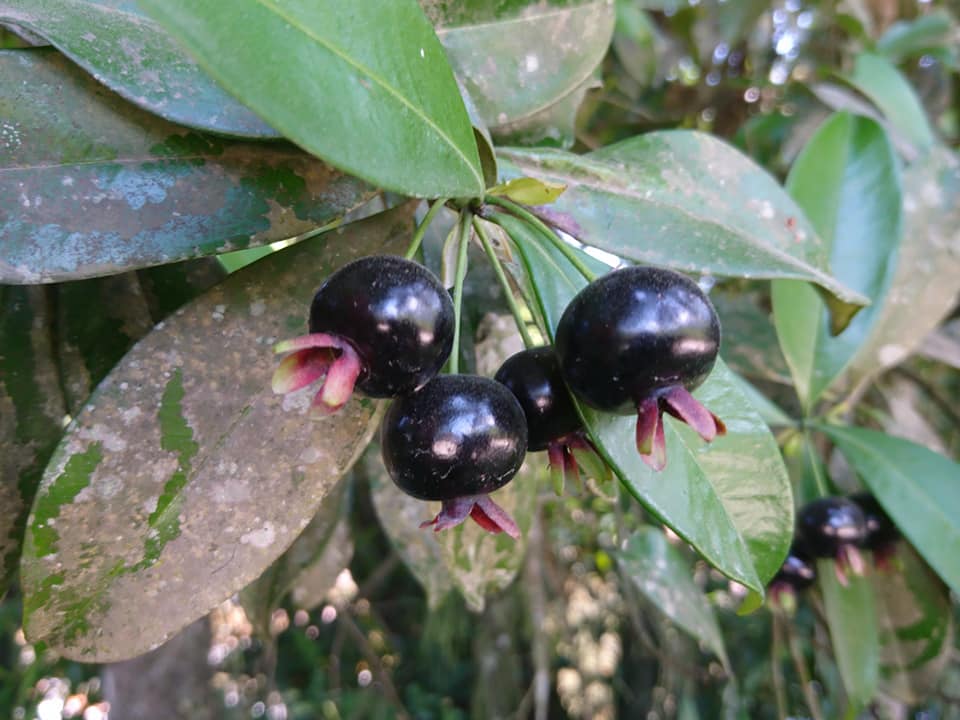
484 196 597 282
449 210 473 376
473 216 535 349
404 198 448 260
785 621 826 720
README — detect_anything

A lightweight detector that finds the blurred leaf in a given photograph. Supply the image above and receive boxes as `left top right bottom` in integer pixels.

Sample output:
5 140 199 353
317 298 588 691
613 1 658 87
617 528 729 668
498 132 869 332
19 204 417 661
0 0 278 137
849 147 960 383
140 0 484 198
437 1 614 142
772 113 902 411
241 476 351 634
844 53 936 154
499 213 793 590
0 287 65 596
872 544 954 704
817 558 879 710
289 515 353 612
817 423 960 597
0 49 374 284
876 11 958 69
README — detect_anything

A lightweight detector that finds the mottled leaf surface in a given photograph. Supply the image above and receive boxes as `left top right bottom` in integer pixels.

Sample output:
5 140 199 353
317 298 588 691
849 147 960 383
818 559 880 710
0 49 373 284
818 423 960 597
0 0 277 137
872 544 954 704
139 0 484 198
498 132 868 331
19 205 416 661
499 213 792 590
772 113 902 410
437 1 613 143
617 528 728 667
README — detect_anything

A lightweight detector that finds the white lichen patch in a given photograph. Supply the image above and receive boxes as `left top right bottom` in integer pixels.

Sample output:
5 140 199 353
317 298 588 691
240 522 276 549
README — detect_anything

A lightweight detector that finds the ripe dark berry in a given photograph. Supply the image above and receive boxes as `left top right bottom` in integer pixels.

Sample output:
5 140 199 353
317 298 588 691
849 493 899 551
380 374 527 537
555 265 724 470
798 497 868 584
770 541 817 593
494 347 581 452
272 256 454 413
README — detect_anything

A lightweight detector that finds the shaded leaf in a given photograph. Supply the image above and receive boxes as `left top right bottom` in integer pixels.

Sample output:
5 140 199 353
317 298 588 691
137 258 228 323
140 0 484 198
19 204 417 661
498 213 792 590
876 11 958 69
730 373 794 428
617 528 728 667
817 558 880 710
0 287 66 596
289 516 353 612
849 147 960 383
497 132 869 332
0 49 374 284
711 289 792 386
771 113 902 410
817 423 960 597
0 0 278 137
437 1 614 141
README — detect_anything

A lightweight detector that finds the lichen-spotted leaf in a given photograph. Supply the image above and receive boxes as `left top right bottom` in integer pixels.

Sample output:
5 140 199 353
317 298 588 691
19 204 418 661
0 49 373 284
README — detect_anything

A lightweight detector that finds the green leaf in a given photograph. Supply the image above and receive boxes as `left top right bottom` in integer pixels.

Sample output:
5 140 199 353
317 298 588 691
729 373 794 428
488 177 567 206
0 287 66 596
818 559 880 710
0 48 374 284
437 1 614 143
711 289 792 387
498 213 793 590
617 528 729 667
0 0 278 137
816 423 960 597
19 204 416 661
871 544 954 705
139 0 484 198
844 53 937 153
848 147 960 384
772 113 902 410
876 11 958 69
497 132 869 333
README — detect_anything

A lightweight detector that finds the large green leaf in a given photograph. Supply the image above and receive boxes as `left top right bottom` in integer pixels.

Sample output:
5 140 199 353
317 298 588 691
0 0 277 137
817 423 960 597
849 147 960 384
771 113 902 410
872 544 954 705
497 212 793 590
818 559 880 710
876 11 958 69
437 0 614 145
617 528 728 667
139 0 484 198
497 132 869 333
0 49 374 284
844 53 936 154
19 204 416 661
0 287 66 596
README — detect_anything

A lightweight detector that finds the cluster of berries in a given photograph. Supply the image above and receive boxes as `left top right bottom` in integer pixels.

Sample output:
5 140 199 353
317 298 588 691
273 255 725 538
769 493 899 606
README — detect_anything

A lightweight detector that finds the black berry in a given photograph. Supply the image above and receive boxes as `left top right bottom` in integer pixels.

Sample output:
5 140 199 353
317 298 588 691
770 541 817 593
797 497 868 558
272 255 454 413
555 266 723 470
380 374 527 537
849 493 899 551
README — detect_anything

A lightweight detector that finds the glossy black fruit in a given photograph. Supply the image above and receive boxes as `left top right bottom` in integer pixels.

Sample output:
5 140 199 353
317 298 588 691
770 541 817 592
555 265 720 414
849 493 899 550
494 347 582 451
309 255 454 397
797 498 868 559
382 374 527 499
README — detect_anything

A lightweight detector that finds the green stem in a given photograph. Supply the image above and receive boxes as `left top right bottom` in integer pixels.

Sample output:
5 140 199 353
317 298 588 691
473 217 535 349
449 210 472 375
803 430 830 497
484 196 597 282
404 198 448 260
786 621 825 720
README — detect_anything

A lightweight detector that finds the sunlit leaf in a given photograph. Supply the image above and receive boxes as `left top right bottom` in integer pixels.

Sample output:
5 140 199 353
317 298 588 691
19 204 417 660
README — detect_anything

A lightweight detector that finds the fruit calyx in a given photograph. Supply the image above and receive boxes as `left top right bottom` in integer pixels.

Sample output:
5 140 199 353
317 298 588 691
272 333 363 414
636 386 726 471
